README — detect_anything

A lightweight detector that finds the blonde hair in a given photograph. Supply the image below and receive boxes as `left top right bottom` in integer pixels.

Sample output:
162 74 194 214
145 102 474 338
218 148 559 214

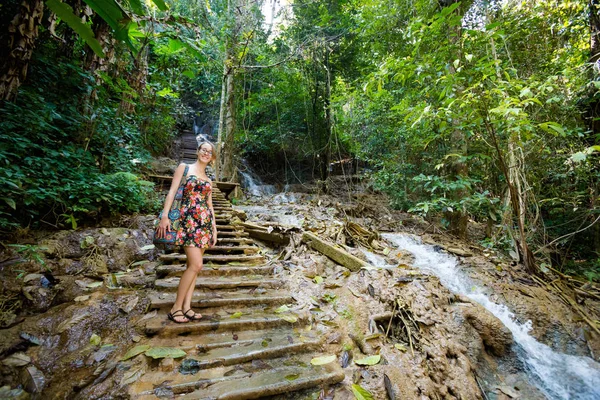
197 141 217 162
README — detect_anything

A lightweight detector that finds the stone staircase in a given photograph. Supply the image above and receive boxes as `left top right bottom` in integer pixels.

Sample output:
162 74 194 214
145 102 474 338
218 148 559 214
180 131 203 165
127 188 344 399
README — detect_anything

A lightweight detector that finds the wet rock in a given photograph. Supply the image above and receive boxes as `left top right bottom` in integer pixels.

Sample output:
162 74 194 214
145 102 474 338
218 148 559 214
87 344 116 365
458 302 513 356
302 258 319 279
22 285 55 312
326 332 341 344
111 272 155 288
232 209 247 221
179 358 201 375
446 247 473 257
119 295 139 314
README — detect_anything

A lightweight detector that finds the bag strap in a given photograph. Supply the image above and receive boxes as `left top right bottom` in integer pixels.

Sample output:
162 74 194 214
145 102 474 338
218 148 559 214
178 165 189 187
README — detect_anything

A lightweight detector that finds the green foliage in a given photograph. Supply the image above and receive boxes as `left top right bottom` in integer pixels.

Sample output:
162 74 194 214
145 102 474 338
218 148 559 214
45 0 104 57
0 51 167 229
7 244 48 271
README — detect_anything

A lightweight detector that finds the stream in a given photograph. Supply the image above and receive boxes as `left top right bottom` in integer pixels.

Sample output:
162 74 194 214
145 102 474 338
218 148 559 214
379 233 600 400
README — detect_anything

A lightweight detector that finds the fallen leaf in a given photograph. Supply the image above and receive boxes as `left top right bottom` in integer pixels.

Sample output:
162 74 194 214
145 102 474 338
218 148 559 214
313 276 324 284
351 383 374 400
2 352 31 367
57 311 90 333
144 347 186 359
394 343 407 352
310 355 336 365
354 354 381 366
121 345 151 361
230 312 243 319
89 334 101 346
285 374 300 381
274 305 290 314
278 313 298 323
121 365 146 386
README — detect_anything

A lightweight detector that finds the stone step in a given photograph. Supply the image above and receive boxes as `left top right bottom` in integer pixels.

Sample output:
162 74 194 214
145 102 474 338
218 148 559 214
154 276 282 290
145 309 307 336
159 253 262 263
183 365 343 400
130 352 342 399
202 245 259 254
156 333 320 372
148 290 292 309
214 206 233 211
156 264 273 278
215 231 249 238
217 238 254 245
215 225 243 231
143 327 315 353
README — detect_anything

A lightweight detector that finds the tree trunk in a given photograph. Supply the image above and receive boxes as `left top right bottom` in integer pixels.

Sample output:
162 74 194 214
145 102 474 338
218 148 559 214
588 0 600 253
321 48 332 182
485 119 537 275
440 0 469 238
216 57 228 181
222 63 236 181
0 0 44 102
445 127 469 239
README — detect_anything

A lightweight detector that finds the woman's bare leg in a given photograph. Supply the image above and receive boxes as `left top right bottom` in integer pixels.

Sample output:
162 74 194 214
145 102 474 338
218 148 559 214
182 246 204 315
170 246 203 322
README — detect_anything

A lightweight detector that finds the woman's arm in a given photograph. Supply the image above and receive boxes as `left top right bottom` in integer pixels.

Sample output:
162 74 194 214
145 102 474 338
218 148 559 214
156 164 186 238
208 188 218 246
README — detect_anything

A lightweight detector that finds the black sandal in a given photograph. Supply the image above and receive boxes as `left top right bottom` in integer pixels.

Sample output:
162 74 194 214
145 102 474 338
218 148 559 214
184 309 203 321
167 310 189 324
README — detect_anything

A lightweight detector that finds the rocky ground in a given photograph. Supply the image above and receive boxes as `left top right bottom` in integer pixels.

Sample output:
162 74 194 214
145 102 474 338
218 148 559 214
0 174 598 399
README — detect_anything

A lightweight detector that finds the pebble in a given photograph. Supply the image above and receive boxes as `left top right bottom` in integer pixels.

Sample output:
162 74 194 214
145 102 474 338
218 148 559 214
159 357 174 372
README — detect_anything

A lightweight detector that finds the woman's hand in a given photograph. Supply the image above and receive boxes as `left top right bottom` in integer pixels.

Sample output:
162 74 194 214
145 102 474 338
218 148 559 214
156 216 171 238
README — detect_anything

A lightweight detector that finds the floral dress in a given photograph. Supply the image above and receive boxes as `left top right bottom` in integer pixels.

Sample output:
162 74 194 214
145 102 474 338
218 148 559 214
175 176 214 248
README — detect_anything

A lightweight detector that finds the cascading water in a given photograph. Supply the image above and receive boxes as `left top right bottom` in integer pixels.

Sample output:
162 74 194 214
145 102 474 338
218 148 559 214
380 233 600 400
238 169 276 197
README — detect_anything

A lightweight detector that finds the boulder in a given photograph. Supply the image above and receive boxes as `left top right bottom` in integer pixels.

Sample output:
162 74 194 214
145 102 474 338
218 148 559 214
458 302 513 356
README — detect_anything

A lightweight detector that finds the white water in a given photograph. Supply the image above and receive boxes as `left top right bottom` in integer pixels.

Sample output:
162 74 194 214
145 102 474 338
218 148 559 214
239 171 277 197
360 249 397 269
381 233 600 400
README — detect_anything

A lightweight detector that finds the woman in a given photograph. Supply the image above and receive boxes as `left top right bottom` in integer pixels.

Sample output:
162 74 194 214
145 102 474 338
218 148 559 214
155 141 218 323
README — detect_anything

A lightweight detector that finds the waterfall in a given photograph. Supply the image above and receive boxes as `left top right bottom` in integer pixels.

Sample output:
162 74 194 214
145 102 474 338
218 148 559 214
238 159 277 197
238 167 277 197
379 233 600 400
